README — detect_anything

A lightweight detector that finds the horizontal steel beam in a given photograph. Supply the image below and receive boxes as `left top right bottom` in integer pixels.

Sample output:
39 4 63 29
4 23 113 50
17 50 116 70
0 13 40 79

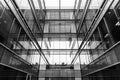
45 9 76 12
14 49 105 51
45 9 97 12
39 19 79 21
8 33 84 38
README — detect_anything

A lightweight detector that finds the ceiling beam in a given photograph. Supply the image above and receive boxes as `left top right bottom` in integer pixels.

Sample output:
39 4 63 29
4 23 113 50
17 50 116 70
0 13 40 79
71 0 114 64
77 0 92 33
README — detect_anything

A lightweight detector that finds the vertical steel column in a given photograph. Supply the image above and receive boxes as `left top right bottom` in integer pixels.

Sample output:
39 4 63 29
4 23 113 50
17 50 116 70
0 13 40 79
26 74 29 80
30 75 32 80
38 54 41 80
59 0 61 19
78 37 83 80
103 17 115 44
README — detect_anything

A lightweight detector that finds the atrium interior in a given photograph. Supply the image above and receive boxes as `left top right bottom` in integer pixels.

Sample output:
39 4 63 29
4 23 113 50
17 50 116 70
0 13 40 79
0 0 120 80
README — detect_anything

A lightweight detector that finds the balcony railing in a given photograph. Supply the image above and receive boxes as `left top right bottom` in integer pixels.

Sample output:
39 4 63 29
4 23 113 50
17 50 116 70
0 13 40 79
81 41 120 76
39 70 81 78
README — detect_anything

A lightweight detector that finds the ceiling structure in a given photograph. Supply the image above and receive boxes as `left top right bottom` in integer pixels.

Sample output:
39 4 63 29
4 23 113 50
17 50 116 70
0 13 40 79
2 0 118 65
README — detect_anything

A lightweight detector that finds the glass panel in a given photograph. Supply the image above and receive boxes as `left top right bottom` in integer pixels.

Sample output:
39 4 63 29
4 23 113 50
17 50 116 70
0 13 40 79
0 0 118 66
45 0 59 9
61 0 75 9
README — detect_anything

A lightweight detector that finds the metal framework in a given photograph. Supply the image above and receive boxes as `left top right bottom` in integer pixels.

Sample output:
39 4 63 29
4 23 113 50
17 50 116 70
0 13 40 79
71 0 114 64
0 0 120 79
2 0 118 65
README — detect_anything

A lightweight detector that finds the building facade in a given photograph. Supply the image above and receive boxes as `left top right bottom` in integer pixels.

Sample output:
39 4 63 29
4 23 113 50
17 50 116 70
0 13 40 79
0 0 120 80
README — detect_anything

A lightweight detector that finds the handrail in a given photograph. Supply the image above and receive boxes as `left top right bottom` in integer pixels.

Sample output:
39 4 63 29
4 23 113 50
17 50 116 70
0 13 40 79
82 41 120 70
82 41 120 76
0 42 31 65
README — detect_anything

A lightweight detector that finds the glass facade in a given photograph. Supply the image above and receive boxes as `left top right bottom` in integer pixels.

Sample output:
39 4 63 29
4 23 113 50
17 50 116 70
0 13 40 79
0 0 120 80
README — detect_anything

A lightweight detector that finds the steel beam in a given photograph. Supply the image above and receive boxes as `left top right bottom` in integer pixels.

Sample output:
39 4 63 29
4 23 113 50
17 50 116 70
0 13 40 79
73 0 77 10
28 0 43 34
75 0 82 19
26 49 104 51
77 0 92 33
71 0 107 64
70 40 76 56
14 49 105 55
6 0 49 64
38 0 45 18
44 40 50 56
8 33 84 39
43 0 46 10
46 9 75 12
86 0 114 44
39 19 79 22
71 0 114 64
